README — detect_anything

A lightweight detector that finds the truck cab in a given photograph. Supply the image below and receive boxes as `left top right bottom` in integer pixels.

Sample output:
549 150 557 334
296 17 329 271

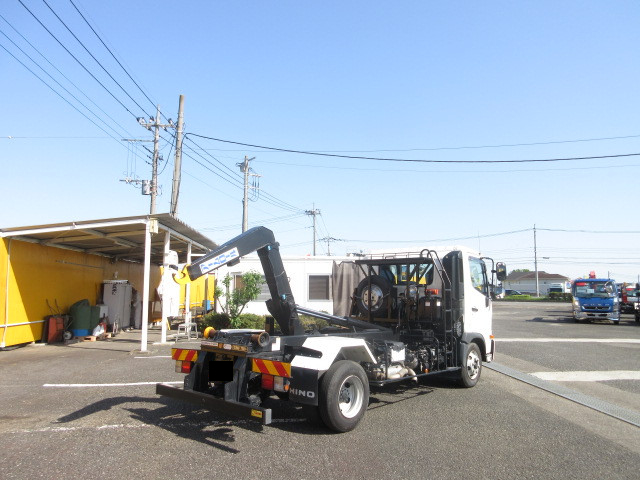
572 278 620 324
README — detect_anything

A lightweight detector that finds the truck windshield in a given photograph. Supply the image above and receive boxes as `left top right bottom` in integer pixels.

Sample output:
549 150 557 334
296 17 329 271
573 281 615 298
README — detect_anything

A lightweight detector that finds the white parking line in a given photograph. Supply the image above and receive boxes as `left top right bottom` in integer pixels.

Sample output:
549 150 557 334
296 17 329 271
498 338 640 343
530 371 640 382
134 355 172 359
43 381 183 388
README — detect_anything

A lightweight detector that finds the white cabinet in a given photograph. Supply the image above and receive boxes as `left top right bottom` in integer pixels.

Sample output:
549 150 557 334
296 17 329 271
102 280 132 329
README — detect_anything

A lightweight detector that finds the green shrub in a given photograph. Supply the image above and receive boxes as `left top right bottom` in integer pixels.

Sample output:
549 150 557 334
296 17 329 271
548 292 572 302
200 312 231 331
234 313 267 329
299 314 329 331
200 312 335 333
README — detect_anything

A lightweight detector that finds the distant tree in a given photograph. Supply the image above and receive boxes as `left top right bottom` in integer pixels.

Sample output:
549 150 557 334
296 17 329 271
509 268 531 275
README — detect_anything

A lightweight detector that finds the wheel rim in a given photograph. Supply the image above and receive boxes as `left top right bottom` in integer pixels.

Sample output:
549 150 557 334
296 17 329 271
338 374 365 418
362 285 383 310
466 349 481 380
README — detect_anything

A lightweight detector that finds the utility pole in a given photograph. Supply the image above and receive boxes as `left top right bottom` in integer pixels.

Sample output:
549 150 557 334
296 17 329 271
305 207 321 256
320 237 342 256
138 105 174 214
534 224 539 297
238 156 257 232
170 95 185 216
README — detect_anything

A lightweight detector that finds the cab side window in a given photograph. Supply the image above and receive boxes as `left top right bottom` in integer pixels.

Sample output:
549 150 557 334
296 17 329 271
469 257 488 296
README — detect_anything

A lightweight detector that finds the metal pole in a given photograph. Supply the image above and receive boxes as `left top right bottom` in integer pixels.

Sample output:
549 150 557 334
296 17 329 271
242 156 249 232
305 207 320 256
534 224 539 297
313 210 317 256
161 230 170 344
170 95 184 216
140 221 152 352
150 105 160 214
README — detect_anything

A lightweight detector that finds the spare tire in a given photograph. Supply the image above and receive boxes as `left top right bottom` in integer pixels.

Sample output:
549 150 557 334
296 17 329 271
356 275 393 317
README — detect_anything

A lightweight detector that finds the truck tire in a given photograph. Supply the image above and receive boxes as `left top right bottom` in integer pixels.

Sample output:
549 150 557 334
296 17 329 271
355 275 392 317
459 343 482 388
319 360 369 432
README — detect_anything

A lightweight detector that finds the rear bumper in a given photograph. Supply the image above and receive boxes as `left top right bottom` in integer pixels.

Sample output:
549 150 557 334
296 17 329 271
156 383 272 425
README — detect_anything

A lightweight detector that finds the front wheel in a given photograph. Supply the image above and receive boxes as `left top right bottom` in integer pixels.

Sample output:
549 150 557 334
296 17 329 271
319 360 369 432
459 343 482 388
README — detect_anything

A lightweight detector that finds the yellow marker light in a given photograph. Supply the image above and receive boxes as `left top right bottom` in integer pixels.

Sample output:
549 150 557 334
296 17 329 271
251 409 263 419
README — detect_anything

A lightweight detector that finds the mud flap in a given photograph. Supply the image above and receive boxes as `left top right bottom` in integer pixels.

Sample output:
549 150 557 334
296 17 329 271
289 366 319 405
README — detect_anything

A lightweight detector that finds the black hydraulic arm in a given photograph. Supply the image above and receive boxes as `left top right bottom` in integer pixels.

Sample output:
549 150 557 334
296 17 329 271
175 226 303 336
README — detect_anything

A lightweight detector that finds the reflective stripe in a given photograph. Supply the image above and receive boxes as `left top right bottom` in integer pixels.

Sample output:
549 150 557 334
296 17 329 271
252 358 291 378
171 348 198 362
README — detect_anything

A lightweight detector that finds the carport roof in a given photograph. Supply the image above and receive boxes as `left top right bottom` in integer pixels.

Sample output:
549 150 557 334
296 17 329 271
0 213 217 265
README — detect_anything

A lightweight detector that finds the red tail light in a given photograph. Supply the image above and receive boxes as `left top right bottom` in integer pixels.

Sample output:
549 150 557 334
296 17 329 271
176 360 192 373
261 374 274 390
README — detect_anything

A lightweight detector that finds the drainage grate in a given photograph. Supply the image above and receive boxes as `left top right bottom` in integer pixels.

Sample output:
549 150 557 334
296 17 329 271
485 362 640 428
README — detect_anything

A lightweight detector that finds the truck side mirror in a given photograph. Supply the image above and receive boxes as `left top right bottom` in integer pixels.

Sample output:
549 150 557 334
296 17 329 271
495 262 507 281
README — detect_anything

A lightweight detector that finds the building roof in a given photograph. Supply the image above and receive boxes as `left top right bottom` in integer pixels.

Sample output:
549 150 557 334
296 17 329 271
0 213 217 265
505 271 570 282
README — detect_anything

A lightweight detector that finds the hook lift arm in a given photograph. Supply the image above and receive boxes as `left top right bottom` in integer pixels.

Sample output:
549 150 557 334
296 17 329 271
173 226 303 336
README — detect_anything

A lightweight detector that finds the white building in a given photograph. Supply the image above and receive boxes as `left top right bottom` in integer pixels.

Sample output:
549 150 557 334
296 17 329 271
214 255 353 316
503 271 571 295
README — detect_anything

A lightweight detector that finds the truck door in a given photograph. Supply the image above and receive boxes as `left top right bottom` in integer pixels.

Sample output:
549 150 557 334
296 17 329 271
464 256 492 345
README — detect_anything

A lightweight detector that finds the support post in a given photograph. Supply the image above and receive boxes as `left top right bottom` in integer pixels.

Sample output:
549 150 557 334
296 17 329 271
161 230 170 344
140 221 152 352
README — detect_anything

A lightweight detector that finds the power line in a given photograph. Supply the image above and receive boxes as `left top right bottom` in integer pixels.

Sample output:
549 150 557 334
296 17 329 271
199 133 640 153
186 133 640 164
181 136 304 213
0 27 133 143
0 13 138 141
18 0 139 119
67 0 158 112
343 228 533 244
0 41 121 142
254 158 640 174
538 228 640 234
40 0 152 118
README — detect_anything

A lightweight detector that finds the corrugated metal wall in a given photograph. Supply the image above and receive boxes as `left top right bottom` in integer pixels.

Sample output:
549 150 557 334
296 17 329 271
0 238 160 347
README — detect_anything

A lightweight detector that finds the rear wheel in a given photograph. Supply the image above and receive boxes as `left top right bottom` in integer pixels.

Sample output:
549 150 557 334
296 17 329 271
459 343 482 388
319 360 369 432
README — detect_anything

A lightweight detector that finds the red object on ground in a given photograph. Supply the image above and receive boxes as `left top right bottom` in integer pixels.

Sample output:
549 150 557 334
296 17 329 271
47 316 64 343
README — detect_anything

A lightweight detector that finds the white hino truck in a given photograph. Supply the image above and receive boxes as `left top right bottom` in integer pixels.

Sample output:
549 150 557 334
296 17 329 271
157 227 506 432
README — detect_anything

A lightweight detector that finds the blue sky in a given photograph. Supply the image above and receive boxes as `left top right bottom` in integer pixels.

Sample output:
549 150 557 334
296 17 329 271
1 1 640 282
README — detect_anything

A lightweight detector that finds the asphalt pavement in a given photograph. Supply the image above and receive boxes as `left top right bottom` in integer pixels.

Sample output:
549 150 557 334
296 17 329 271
0 304 638 480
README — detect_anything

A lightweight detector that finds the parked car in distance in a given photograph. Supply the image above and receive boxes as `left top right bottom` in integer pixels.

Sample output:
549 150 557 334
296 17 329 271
505 289 525 296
